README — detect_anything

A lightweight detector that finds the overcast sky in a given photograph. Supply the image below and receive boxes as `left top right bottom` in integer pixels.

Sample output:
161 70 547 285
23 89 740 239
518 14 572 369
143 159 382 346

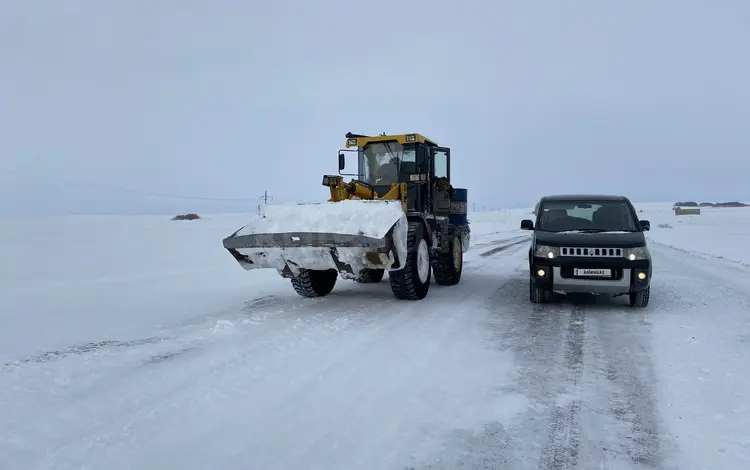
1 0 748 215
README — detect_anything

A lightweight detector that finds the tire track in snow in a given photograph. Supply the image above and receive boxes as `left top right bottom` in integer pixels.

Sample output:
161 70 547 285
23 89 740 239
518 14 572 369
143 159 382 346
0 282 424 456
24 243 531 470
1 240 527 439
532 290 666 469
480 271 573 469
593 310 663 468
404 245 533 469
463 237 527 271
0 293 295 369
549 291 670 469
7 242 529 470
404 236 749 469
407 246 559 469
229 242 534 469
474 233 530 248
1 235 532 469
2 337 165 368
424 266 658 468
536 305 585 470
534 291 666 469
479 237 531 258
11 292 434 468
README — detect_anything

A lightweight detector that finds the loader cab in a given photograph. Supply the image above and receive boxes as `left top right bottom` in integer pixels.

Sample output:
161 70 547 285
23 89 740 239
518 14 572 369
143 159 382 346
358 141 412 191
344 133 451 215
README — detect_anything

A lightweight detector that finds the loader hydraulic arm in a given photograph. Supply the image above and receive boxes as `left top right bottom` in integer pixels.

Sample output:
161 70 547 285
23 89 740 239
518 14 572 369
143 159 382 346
322 174 407 210
322 175 376 201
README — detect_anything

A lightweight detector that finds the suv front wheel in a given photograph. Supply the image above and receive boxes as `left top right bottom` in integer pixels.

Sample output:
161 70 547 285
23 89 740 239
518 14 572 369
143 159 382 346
529 277 547 303
629 287 650 308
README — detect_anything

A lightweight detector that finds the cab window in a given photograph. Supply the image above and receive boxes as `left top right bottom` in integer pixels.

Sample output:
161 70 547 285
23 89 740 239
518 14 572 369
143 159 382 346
434 150 448 179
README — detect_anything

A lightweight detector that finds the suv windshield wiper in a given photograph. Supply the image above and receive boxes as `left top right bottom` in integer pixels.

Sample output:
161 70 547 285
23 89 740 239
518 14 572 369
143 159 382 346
576 228 635 233
538 228 635 233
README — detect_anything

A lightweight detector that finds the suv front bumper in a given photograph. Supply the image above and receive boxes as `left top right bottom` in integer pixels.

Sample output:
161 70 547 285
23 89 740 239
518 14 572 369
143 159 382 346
531 255 651 295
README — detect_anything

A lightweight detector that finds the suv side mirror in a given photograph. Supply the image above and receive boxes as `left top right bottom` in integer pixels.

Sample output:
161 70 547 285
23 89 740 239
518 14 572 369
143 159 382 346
338 153 346 171
521 219 534 230
639 220 650 231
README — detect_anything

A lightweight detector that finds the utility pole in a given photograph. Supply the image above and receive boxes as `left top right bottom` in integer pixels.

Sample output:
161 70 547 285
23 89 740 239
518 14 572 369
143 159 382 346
258 191 273 217
258 191 274 205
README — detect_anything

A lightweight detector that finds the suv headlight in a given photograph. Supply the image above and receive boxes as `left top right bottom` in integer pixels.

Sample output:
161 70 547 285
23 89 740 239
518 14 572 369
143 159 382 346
534 244 560 259
624 246 650 261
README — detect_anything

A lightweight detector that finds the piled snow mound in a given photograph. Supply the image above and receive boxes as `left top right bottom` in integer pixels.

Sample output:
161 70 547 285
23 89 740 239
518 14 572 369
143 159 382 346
171 213 201 221
236 200 407 239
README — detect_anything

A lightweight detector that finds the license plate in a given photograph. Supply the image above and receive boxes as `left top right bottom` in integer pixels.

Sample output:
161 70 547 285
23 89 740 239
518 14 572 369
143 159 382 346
574 268 611 277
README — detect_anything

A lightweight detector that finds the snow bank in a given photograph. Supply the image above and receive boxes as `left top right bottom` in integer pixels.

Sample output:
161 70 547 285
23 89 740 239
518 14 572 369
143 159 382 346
634 203 750 266
468 208 533 236
236 200 407 239
0 213 288 360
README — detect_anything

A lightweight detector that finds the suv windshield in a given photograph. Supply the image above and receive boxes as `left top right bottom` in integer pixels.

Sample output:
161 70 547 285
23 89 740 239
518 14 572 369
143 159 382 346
537 200 637 232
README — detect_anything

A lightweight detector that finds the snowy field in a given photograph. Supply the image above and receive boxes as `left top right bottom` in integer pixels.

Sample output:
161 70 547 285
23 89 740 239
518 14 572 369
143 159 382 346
1 203 750 469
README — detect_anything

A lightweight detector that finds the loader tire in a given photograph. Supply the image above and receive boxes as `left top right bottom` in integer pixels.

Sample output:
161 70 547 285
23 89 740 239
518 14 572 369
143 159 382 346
432 233 463 286
356 268 385 283
291 269 338 298
389 222 431 300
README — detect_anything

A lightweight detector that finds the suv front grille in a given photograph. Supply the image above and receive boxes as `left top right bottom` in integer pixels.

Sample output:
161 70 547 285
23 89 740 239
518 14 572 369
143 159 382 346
560 247 622 257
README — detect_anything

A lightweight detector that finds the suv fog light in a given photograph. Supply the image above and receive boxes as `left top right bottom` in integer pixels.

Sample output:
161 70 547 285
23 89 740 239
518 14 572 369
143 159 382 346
537 269 546 277
637 272 646 280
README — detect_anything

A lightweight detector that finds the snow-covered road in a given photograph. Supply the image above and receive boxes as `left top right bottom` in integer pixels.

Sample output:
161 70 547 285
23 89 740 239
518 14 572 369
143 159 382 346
1 208 749 469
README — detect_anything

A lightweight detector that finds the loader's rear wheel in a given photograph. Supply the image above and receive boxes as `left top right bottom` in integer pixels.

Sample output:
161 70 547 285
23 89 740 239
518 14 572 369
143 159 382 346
432 233 463 286
356 268 385 283
389 222 431 300
291 269 338 298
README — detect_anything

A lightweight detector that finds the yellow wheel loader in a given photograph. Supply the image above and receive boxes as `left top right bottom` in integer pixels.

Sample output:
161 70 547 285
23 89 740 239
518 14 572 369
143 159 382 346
222 132 471 300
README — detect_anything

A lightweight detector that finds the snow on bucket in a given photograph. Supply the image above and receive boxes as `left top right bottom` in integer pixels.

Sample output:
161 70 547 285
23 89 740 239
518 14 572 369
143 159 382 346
223 200 409 279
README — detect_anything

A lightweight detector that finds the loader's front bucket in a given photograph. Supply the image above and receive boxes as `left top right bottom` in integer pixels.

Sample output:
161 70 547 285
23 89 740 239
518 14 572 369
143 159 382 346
222 200 409 280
